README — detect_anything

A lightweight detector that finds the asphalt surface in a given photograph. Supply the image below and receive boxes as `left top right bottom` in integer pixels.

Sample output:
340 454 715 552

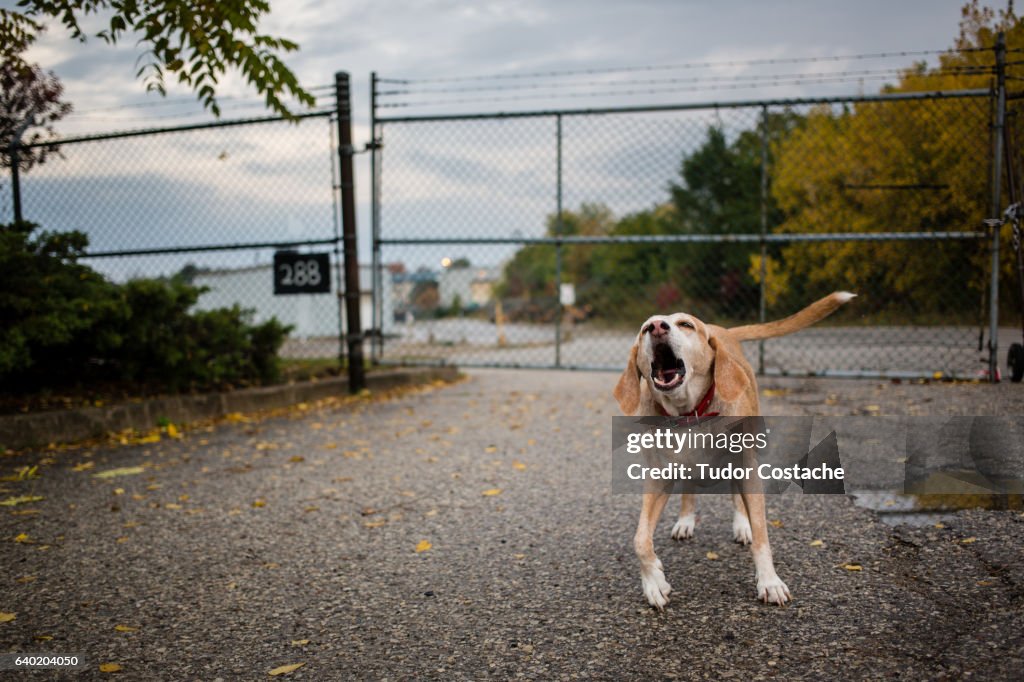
2 371 1023 680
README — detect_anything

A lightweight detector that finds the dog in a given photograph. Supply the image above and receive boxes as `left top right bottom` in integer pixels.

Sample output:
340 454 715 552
613 291 855 608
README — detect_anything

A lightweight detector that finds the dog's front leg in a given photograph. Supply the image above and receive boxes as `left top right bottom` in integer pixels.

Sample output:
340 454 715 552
739 486 791 605
635 489 672 609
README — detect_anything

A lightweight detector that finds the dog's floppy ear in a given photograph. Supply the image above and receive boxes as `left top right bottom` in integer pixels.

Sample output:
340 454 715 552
613 341 641 415
709 336 750 404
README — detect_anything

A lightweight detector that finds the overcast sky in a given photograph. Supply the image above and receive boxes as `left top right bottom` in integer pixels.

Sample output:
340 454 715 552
15 0 980 134
4 0 997 280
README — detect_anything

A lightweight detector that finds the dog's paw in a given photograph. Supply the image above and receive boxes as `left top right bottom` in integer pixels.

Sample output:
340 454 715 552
732 512 752 545
641 560 672 610
756 576 791 606
670 514 695 540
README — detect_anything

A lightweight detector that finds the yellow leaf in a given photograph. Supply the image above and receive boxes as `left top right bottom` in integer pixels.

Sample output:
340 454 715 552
290 639 310 646
706 551 719 560
809 539 824 547
13 533 29 543
99 663 122 673
164 503 182 510
72 461 95 472
415 540 432 553
136 433 161 444
33 635 52 641
933 371 944 380
94 466 146 479
864 405 880 413
289 456 305 463
513 553 526 559
0 495 44 507
268 662 305 676
977 580 993 586
166 424 180 438
114 625 137 632
512 461 527 471
761 388 789 397
363 520 386 528
252 499 266 508
934 523 946 529
481 488 503 497
113 488 124 496
842 563 863 571
16 575 35 583
768 519 783 528
961 537 977 544
0 612 15 622
484 446 498 453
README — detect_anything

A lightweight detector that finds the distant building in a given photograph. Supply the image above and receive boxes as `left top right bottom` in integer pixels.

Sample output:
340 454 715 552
193 263 393 339
439 266 499 309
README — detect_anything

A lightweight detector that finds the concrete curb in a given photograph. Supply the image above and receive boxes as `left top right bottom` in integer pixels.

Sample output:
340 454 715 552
0 366 460 450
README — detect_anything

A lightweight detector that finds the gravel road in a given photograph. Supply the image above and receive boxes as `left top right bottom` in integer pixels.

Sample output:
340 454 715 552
1 370 1023 680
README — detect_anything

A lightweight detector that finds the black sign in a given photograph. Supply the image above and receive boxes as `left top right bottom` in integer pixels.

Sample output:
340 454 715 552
273 251 331 295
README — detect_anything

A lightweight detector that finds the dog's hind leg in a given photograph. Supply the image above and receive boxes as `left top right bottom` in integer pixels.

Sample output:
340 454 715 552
670 493 696 540
635 488 672 609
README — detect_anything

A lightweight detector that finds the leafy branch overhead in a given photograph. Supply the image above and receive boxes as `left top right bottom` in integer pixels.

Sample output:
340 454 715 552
5 1 315 118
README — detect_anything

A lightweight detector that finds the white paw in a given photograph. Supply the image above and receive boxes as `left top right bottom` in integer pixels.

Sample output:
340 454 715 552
641 560 672 610
670 514 695 540
756 575 791 606
732 512 752 545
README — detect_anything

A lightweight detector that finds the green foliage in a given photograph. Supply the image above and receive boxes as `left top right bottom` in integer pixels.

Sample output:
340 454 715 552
5 1 314 119
0 222 291 395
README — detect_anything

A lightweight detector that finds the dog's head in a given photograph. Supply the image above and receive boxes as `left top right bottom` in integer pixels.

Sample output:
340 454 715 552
613 312 749 415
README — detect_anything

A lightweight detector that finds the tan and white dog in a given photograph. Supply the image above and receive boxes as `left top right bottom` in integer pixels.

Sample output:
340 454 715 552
613 291 855 608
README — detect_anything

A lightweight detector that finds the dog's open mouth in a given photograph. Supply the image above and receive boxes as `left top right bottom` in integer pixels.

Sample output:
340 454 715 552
651 342 685 391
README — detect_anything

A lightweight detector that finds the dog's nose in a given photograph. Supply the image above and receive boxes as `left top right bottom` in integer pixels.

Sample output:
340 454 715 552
646 320 670 338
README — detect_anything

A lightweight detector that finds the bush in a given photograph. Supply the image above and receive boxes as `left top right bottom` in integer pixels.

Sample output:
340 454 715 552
0 222 292 394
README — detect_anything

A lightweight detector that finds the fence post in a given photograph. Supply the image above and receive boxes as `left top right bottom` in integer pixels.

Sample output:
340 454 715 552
988 32 1006 382
758 105 769 375
554 114 563 368
369 71 382 363
9 140 22 224
335 71 366 393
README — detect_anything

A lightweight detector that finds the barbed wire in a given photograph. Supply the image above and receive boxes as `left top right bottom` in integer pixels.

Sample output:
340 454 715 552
379 49 992 85
377 72 995 109
378 66 995 97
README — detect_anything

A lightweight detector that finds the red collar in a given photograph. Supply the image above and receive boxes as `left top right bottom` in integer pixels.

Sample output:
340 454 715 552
655 382 719 419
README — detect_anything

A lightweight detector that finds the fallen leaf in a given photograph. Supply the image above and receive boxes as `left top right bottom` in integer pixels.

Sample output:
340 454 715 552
934 522 946 529
484 446 498 453
933 371 944 380
16 575 35 583
769 519 783 528
864 405 880 413
415 540 432 553
961 537 977 544
289 456 305 463
72 461 95 472
113 488 124 496
482 488 503 497
0 495 44 507
0 612 15 622
290 639 310 646
114 625 138 632
512 461 527 471
34 635 52 641
166 424 181 439
13 533 30 543
252 499 266 508
363 520 386 528
809 539 824 547
761 388 789 397
99 663 122 673
164 503 182 510
977 580 993 586
513 553 526 559
706 551 719 560
268 662 305 676
842 563 863 571
94 466 146 480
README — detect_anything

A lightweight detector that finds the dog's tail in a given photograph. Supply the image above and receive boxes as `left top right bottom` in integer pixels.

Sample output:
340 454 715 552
728 291 856 341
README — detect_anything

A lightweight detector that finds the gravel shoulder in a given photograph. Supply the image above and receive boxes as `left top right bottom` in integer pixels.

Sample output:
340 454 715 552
1 370 1022 680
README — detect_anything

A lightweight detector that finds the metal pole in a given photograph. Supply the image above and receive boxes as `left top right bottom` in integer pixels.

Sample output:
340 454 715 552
758 104 769 375
554 114 563 368
336 71 366 393
370 71 382 362
328 115 346 368
988 32 1006 382
9 141 22 224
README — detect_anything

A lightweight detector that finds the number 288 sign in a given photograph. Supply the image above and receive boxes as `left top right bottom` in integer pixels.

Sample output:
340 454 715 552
273 251 331 295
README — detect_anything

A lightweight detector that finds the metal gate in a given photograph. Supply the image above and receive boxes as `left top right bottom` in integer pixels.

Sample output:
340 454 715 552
368 83 1014 379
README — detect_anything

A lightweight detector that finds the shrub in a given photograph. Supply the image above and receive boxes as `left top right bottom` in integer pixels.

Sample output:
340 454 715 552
0 222 292 395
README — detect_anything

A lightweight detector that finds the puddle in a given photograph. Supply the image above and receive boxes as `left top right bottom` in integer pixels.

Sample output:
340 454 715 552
850 489 1023 526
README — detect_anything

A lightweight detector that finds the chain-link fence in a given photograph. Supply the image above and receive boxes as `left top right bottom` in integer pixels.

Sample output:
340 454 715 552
2 111 350 365
371 88 1019 378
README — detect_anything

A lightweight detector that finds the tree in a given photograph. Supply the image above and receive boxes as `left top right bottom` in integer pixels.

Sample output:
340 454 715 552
1 1 314 119
769 1 1023 319
1 62 72 170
